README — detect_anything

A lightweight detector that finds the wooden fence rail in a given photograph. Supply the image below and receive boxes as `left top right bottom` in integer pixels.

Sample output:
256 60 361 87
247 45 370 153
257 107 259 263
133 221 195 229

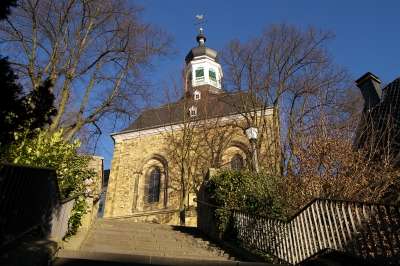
233 198 400 265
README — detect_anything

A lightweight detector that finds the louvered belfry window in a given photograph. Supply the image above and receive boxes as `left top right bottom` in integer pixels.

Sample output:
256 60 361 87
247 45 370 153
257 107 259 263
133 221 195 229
209 68 217 85
195 67 204 82
209 68 216 78
148 168 160 203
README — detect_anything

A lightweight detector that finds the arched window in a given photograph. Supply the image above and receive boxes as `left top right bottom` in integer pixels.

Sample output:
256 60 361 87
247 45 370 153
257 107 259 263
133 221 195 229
231 154 243 170
195 67 204 83
209 68 217 85
148 168 160 203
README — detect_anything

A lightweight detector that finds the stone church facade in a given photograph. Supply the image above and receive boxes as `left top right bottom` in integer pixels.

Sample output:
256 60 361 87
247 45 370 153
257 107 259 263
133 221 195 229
103 29 275 226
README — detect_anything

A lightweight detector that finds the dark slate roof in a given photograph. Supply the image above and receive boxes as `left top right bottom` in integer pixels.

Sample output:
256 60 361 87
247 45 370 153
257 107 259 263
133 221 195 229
357 76 400 160
117 92 265 134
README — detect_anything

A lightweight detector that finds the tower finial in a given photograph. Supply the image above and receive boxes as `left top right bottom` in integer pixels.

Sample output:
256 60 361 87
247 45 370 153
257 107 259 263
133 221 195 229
194 15 208 45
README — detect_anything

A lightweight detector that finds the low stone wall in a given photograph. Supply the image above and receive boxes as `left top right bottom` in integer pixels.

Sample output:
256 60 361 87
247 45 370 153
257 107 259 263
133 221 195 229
80 156 104 229
104 207 198 227
114 209 180 224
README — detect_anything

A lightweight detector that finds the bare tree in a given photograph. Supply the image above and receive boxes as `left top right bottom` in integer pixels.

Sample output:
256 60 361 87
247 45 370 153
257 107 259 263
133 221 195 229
289 107 400 210
219 21 356 176
160 78 248 225
0 0 176 143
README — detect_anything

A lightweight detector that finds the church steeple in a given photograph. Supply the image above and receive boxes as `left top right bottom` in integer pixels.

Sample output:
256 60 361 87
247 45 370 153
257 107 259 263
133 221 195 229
183 24 223 95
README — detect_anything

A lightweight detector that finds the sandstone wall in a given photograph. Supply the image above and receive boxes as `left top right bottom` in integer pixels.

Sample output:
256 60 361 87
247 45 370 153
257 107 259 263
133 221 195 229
104 114 275 226
80 156 103 229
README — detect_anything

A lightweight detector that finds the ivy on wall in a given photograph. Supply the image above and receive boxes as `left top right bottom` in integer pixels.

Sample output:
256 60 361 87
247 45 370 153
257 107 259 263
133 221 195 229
205 170 286 240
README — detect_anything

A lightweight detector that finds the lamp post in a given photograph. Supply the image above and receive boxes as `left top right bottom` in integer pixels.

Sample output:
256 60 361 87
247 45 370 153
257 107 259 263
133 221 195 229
245 126 259 173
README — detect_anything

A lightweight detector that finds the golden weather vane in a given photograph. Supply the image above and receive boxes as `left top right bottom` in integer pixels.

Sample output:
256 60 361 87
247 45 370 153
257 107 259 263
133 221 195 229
194 15 208 33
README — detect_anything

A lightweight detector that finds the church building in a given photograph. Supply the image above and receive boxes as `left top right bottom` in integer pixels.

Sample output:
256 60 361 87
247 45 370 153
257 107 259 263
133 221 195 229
103 28 275 226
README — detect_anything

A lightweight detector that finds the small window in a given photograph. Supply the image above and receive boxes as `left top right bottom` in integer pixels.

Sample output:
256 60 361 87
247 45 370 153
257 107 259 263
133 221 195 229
148 168 160 203
231 154 243 170
195 67 204 83
189 106 197 117
194 90 201 100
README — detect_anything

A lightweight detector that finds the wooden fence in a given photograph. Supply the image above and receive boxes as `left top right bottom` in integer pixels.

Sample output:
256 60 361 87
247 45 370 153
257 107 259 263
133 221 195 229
234 198 400 265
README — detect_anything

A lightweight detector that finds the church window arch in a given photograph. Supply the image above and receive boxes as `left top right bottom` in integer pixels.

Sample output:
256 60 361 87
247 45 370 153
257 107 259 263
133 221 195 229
147 168 161 203
195 67 204 83
231 154 244 170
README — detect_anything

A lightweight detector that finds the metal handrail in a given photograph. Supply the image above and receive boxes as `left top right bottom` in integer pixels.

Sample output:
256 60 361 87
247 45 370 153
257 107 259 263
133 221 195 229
195 198 400 265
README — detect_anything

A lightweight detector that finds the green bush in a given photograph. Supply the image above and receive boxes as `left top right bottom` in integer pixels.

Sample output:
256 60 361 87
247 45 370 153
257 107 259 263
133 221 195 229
66 195 88 237
1 129 94 236
205 170 286 240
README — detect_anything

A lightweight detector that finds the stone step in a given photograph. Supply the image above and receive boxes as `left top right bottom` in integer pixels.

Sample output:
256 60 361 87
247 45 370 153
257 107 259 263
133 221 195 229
87 233 193 240
52 257 138 266
76 220 235 262
78 248 220 260
83 240 194 249
80 241 223 257
92 224 184 231
95 220 172 229
84 235 197 245
62 248 225 260
88 229 189 238
54 250 252 266
83 238 216 248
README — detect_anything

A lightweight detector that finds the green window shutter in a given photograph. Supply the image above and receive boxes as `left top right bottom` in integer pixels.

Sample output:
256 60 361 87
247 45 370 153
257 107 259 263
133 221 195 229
196 67 204 77
209 68 216 79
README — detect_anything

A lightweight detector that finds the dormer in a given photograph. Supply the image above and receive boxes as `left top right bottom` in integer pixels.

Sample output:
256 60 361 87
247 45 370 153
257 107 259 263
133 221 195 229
189 106 197 117
193 90 201 100
183 28 223 94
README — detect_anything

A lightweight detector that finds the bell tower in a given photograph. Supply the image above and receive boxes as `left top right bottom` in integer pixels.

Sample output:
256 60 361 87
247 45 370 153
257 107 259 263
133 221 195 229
183 26 223 96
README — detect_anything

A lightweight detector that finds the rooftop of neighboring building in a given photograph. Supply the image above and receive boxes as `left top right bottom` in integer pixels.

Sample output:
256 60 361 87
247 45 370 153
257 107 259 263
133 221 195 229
355 72 400 161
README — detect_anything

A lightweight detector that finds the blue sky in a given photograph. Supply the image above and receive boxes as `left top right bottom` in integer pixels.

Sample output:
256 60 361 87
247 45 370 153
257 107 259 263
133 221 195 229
100 0 400 169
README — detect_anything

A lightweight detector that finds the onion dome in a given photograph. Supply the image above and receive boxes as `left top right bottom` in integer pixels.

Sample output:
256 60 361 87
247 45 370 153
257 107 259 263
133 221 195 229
185 28 219 65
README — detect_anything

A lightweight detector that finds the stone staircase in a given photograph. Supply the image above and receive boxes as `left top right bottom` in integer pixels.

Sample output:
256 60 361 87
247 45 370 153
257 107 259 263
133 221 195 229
52 219 270 265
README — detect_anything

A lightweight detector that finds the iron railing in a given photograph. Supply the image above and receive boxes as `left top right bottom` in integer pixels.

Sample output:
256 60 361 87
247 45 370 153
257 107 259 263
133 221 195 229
0 162 76 246
233 198 400 265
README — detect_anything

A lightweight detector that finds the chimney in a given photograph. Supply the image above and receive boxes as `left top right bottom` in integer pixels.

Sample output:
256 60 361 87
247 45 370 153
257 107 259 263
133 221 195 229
355 72 382 110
